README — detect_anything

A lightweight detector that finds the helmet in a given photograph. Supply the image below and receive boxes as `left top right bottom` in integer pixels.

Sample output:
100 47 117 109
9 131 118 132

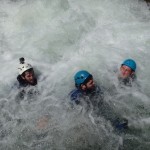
74 70 92 87
122 59 136 71
18 63 33 75
18 57 33 75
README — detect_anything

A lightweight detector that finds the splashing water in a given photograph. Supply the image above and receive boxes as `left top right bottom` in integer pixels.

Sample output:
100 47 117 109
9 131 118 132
0 0 150 149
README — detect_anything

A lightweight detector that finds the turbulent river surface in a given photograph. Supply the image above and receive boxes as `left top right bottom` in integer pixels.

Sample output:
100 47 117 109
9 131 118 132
0 0 150 149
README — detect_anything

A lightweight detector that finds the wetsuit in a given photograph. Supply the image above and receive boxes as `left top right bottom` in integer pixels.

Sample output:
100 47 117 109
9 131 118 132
69 85 103 105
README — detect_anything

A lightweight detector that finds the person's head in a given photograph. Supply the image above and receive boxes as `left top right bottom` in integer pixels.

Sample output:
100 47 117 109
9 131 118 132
119 59 136 79
18 57 37 85
74 70 95 91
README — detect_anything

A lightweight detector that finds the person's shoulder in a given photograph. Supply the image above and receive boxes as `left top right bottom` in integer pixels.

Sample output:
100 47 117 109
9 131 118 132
69 89 82 98
69 89 83 104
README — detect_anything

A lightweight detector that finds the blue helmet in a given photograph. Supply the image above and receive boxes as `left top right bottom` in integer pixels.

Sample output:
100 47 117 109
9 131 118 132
122 59 136 71
74 70 92 87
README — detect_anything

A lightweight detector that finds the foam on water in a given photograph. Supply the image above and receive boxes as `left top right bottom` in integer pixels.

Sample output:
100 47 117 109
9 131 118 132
0 0 150 149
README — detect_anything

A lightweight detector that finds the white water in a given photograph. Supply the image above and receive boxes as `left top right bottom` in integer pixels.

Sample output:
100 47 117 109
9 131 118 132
0 0 150 149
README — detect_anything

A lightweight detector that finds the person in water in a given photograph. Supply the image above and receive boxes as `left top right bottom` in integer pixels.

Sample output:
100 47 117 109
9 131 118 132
69 70 103 105
17 57 37 87
118 59 137 86
15 57 38 100
69 70 128 131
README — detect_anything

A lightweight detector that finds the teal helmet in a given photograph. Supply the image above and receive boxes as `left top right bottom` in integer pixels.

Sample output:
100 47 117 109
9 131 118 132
122 59 136 71
74 70 92 88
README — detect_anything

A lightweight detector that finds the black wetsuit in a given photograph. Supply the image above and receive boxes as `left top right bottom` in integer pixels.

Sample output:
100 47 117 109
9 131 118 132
69 85 103 105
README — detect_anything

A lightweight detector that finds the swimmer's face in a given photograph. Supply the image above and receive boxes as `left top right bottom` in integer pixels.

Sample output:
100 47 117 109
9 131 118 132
81 78 95 91
22 69 36 84
119 65 133 79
